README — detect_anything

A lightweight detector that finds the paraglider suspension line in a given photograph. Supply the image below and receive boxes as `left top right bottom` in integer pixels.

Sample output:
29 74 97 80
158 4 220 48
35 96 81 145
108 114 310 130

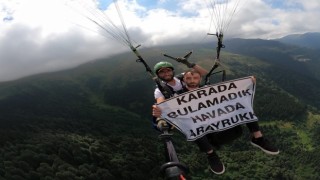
205 32 226 84
216 32 225 60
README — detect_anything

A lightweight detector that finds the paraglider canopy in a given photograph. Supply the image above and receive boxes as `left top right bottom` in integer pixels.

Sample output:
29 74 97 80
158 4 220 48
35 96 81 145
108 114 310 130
204 0 246 84
206 0 246 38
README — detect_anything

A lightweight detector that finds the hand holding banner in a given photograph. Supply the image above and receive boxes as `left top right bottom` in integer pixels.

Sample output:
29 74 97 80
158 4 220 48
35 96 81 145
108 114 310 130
157 76 258 141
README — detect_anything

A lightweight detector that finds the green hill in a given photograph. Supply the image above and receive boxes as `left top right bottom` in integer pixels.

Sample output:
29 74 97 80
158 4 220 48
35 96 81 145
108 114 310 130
276 32 320 50
0 40 320 179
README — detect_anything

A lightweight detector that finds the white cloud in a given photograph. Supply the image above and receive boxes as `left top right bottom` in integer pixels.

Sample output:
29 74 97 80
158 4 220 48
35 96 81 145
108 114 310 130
0 0 319 81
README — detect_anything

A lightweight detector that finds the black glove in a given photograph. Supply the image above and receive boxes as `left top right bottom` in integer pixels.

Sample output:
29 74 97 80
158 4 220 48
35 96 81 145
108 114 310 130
176 57 196 68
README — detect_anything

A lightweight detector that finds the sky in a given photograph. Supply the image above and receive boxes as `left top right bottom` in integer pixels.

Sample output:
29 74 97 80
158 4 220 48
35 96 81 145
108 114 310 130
0 0 319 82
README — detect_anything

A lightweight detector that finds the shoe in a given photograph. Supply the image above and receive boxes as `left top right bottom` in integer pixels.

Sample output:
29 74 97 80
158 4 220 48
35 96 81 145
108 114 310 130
207 152 225 175
251 137 280 155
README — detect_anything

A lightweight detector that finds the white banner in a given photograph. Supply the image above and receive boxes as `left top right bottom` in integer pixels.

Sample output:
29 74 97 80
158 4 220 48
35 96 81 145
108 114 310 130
158 76 258 141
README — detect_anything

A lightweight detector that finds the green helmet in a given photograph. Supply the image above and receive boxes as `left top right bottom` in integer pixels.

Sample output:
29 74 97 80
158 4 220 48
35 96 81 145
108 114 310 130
154 61 174 74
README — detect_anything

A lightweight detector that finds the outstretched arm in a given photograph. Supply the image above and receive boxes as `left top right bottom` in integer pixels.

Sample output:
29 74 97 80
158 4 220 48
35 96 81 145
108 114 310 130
193 64 208 77
176 57 208 77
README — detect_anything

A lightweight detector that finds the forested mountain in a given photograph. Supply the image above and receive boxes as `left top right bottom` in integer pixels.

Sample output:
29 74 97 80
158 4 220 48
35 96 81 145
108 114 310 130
275 32 320 49
0 38 320 179
224 37 320 81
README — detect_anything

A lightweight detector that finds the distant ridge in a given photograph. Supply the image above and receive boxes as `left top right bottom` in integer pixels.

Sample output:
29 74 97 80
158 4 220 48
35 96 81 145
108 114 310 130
275 32 320 49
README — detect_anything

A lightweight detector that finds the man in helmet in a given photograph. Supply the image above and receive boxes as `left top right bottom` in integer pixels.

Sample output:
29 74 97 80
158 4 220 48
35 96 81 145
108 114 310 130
153 60 208 104
153 67 280 175
153 68 226 174
152 60 208 130
152 60 227 174
152 59 207 131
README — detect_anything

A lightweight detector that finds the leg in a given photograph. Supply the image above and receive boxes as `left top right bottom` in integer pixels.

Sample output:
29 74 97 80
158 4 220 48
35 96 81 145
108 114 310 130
246 121 279 155
194 136 225 174
246 121 261 137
